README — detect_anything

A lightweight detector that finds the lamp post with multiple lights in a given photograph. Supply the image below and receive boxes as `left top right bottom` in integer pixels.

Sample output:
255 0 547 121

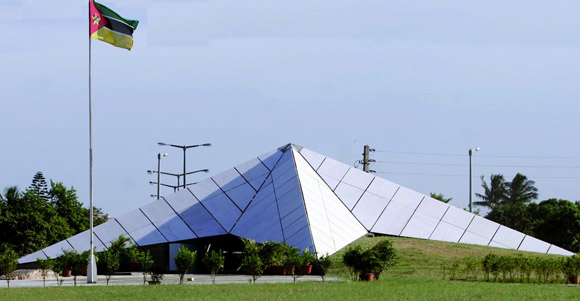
158 142 211 189
469 147 480 213
147 169 209 191
156 153 168 200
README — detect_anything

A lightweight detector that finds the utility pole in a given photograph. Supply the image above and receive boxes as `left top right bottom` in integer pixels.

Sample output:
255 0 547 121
362 145 375 173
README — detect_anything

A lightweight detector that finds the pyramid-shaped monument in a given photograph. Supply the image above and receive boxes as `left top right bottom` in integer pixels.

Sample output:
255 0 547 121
18 143 573 264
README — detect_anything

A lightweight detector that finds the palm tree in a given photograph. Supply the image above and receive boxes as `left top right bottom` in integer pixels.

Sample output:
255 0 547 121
0 186 21 206
474 174 506 209
504 173 538 205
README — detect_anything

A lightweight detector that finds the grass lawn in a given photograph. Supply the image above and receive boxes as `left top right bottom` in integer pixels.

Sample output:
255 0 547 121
1 236 578 300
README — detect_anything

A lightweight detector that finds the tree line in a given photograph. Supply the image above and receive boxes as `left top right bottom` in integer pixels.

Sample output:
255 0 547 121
0 172 107 256
475 173 579 252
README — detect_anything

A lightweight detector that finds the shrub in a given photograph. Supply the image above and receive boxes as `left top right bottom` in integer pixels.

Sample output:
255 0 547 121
312 254 331 281
242 254 263 284
482 253 499 281
174 247 196 284
99 251 120 286
37 257 53 287
138 250 154 285
203 250 225 284
0 248 18 288
463 256 479 280
562 254 580 284
343 246 364 281
371 240 397 279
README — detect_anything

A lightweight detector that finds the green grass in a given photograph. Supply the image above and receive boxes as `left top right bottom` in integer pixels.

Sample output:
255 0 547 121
1 236 578 300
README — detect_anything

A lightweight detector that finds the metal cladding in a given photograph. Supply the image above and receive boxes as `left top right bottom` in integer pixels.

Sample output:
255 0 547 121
18 143 573 264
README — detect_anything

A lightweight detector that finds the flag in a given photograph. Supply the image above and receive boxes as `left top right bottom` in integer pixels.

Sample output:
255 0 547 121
90 0 139 50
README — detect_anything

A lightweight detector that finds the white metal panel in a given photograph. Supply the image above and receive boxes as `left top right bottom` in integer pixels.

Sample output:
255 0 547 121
93 220 129 247
547 245 574 256
141 199 176 224
371 198 415 235
366 177 399 200
488 241 509 249
42 240 74 258
400 211 440 239
189 177 223 201
212 168 247 192
180 202 227 238
129 224 167 246
334 182 365 210
319 174 340 191
415 197 449 220
518 236 551 253
390 186 424 210
116 209 152 233
299 147 326 170
258 149 284 171
66 230 94 253
154 214 197 242
441 206 474 229
18 250 48 264
466 216 500 240
295 149 366 255
491 226 525 249
429 221 464 243
235 157 270 191
340 167 375 191
317 157 350 182
200 192 241 232
352 192 391 230
459 231 490 246
163 188 198 213
222 182 256 211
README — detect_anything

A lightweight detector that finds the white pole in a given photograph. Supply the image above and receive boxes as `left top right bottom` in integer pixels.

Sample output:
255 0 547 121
87 0 97 283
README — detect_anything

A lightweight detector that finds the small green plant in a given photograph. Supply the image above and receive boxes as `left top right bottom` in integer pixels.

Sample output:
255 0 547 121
203 250 225 283
562 254 580 284
37 257 53 287
174 246 196 284
284 247 302 283
301 248 316 267
0 248 19 288
343 246 364 281
312 254 331 282
463 256 479 280
242 254 263 284
149 264 165 284
71 251 88 286
371 240 397 279
138 250 154 285
99 251 120 286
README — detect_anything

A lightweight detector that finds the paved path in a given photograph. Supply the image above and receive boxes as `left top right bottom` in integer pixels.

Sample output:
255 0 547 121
0 274 337 288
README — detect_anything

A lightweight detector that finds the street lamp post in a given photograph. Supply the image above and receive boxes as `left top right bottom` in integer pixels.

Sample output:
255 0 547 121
157 153 168 200
157 142 211 189
469 147 480 213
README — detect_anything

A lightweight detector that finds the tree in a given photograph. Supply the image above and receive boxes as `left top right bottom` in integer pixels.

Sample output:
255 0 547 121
0 247 18 288
312 254 331 282
529 199 580 252
99 251 120 285
430 193 452 203
138 250 154 285
504 173 538 205
29 172 49 201
475 174 506 209
174 247 196 284
485 203 534 235
37 257 53 287
203 250 225 284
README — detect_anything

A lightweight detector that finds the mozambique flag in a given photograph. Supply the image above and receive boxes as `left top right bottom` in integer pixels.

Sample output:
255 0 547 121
90 0 139 50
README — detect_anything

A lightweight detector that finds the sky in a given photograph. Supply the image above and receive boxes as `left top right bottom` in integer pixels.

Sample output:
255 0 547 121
1 0 579 217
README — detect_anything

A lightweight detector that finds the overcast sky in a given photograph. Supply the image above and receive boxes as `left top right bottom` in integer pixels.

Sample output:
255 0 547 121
1 0 579 217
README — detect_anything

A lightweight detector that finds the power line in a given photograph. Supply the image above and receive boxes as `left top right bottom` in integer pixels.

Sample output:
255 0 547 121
375 171 580 179
374 150 580 159
375 160 580 169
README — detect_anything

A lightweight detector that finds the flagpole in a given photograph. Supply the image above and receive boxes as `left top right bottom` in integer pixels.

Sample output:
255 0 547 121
87 0 97 284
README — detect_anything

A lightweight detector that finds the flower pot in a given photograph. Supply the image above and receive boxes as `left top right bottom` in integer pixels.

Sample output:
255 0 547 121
568 275 580 284
302 265 313 275
272 265 286 275
360 273 374 282
62 269 72 277
82 266 88 276
288 266 295 276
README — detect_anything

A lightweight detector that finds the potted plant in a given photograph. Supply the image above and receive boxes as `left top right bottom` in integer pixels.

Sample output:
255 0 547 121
126 247 141 271
203 250 225 284
301 248 316 275
284 250 302 283
71 251 89 286
59 249 75 278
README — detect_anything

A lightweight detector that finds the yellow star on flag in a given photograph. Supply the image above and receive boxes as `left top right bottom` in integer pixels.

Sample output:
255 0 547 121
92 14 101 25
